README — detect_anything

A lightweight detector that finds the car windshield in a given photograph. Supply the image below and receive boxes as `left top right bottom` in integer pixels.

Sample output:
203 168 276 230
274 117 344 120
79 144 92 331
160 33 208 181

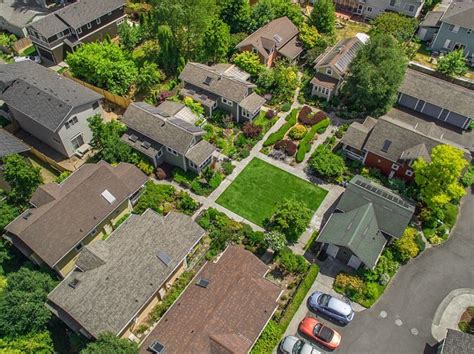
318 294 331 307
293 340 304 354
313 323 322 336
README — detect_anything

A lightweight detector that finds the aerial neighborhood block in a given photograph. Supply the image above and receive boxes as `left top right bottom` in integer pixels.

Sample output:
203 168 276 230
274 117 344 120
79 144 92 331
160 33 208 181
179 62 266 122
331 0 424 19
0 0 50 38
0 61 103 157
140 246 282 354
121 101 216 173
47 209 205 340
3 161 147 277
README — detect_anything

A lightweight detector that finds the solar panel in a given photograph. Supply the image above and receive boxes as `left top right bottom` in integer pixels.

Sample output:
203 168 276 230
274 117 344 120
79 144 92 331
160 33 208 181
157 251 172 266
149 341 166 354
142 141 151 149
128 134 138 143
196 278 210 288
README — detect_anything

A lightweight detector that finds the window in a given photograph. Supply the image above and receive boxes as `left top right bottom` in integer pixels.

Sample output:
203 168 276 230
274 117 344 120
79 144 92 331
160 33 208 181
117 18 125 26
65 122 70 129
108 11 112 15
326 68 332 75
405 169 413 177
189 161 197 169
467 29 472 34
57 31 64 39
448 24 459 33
92 101 99 109
87 22 92 30
77 27 82 34
166 147 178 156
96 18 101 25
390 0 396 6
391 163 400 171
443 39 452 49
65 116 78 129
71 134 85 150
157 148 163 158
72 116 78 124
381 139 392 152
221 97 233 107
367 7 372 12
408 5 414 12
75 243 83 252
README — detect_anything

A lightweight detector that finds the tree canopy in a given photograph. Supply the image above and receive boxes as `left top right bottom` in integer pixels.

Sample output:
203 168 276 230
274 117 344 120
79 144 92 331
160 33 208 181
219 0 251 33
340 34 408 117
0 331 54 353
412 144 468 210
309 145 345 179
370 13 418 43
2 154 42 205
309 0 336 35
80 332 138 354
436 49 468 77
232 51 264 77
202 18 231 63
270 199 312 243
250 0 304 31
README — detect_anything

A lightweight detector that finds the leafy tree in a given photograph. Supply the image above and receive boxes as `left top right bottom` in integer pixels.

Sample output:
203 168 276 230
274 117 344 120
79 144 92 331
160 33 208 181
0 331 54 353
88 115 138 164
80 332 138 354
370 13 418 43
0 268 56 337
155 25 180 75
391 227 422 263
251 0 304 31
137 61 163 93
303 34 335 64
309 145 345 179
66 41 138 96
0 201 20 232
3 154 42 205
219 0 251 33
134 181 175 214
264 231 287 252
232 51 264 76
299 23 321 50
277 247 309 274
132 40 160 66
412 144 468 210
202 18 231 63
309 0 336 35
271 199 312 243
437 49 468 77
340 34 407 117
118 22 143 51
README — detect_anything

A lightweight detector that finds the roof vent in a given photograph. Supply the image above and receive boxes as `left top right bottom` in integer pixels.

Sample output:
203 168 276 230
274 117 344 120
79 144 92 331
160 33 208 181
68 278 80 289
148 341 166 354
196 278 210 288
128 134 138 142
101 190 116 204
142 141 151 149
157 250 172 266
203 76 212 85
22 211 32 220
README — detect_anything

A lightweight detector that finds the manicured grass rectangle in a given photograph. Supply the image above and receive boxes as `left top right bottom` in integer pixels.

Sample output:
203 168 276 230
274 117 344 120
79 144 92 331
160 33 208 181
216 158 328 226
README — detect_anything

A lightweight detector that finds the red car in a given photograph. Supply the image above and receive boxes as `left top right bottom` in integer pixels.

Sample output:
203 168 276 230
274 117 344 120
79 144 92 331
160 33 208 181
299 317 342 350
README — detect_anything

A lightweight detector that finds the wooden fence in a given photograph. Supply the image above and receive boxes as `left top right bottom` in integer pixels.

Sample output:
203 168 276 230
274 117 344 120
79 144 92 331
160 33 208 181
63 72 132 109
12 38 32 54
29 147 68 173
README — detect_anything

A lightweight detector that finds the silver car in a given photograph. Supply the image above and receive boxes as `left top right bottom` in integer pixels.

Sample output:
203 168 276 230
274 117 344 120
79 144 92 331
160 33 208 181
308 291 354 324
280 335 321 354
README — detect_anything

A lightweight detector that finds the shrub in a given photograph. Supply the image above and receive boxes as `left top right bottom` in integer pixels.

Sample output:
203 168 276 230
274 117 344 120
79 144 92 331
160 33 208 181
289 124 307 140
55 171 71 183
295 124 319 163
266 109 276 119
391 227 422 263
175 191 200 215
221 160 235 175
172 168 197 188
281 102 292 112
442 203 458 229
309 144 345 179
263 109 298 146
155 168 167 180
461 163 474 187
274 139 297 156
137 160 154 175
298 105 312 122
278 248 309 274
458 321 471 333
242 122 263 138
429 235 443 245
264 231 287 252
317 126 328 134
134 182 175 214
364 282 380 300
298 108 328 126
271 199 312 243
334 273 365 296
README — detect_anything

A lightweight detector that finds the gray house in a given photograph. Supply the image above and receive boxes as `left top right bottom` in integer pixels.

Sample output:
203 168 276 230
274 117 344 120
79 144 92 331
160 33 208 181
0 61 103 157
331 0 423 19
317 175 415 269
121 101 216 174
397 68 474 129
0 0 50 38
418 1 474 57
179 62 266 123
26 0 126 64
47 209 205 340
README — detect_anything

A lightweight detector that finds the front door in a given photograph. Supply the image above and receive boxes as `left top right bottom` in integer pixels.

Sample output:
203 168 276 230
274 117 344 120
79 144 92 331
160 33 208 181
326 244 339 258
348 255 362 269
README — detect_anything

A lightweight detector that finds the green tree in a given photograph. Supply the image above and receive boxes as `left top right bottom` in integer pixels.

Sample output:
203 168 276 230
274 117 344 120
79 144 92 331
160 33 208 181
340 34 407 117
264 231 287 252
118 22 143 51
88 115 137 164
309 0 336 35
232 51 264 76
66 41 138 96
0 201 20 232
0 268 56 337
202 18 231 63
309 145 345 179
3 154 42 205
299 23 321 50
412 144 468 209
437 49 468 77
137 61 163 93
80 332 138 354
155 25 180 75
0 331 53 353
219 0 251 33
271 199 312 243
251 0 304 31
370 12 418 43
391 227 422 263
277 247 309 274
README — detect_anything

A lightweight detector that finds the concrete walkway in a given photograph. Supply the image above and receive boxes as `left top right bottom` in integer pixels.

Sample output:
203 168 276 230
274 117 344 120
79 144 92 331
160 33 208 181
432 288 474 341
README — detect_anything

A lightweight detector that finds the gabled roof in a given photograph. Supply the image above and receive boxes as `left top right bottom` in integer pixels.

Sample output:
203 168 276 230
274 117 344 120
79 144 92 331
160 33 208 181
47 209 205 338
0 61 102 132
140 246 281 354
440 1 474 30
236 17 301 60
28 0 125 38
185 140 216 166
399 68 474 119
420 11 443 27
318 204 388 268
340 117 377 151
442 329 474 354
0 129 30 158
5 161 147 267
179 62 257 103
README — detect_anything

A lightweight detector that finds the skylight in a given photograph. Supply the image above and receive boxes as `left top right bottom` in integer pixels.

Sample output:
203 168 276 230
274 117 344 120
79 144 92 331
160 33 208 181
101 190 116 204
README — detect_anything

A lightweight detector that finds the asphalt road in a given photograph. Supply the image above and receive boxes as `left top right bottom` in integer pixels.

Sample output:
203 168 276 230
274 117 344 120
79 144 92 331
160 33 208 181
289 188 474 354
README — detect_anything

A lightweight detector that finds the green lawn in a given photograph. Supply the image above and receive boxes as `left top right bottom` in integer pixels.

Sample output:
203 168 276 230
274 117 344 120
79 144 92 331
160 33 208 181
216 158 328 226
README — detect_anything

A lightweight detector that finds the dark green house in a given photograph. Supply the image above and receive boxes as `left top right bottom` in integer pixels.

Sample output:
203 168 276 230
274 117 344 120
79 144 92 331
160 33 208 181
317 175 415 269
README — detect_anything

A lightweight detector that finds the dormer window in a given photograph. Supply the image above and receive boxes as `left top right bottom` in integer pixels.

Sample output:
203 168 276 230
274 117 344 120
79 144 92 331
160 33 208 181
326 68 332 75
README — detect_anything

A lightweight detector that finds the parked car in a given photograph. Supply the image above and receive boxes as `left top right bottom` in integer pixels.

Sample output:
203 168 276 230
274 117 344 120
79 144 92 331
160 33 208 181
280 335 321 354
299 317 342 350
308 291 354 324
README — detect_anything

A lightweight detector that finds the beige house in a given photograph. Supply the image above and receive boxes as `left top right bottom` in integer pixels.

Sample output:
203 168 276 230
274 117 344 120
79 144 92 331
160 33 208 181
46 209 206 341
3 161 147 277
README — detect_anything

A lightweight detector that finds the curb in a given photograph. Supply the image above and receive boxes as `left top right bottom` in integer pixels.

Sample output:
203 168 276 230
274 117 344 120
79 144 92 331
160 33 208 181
432 288 474 326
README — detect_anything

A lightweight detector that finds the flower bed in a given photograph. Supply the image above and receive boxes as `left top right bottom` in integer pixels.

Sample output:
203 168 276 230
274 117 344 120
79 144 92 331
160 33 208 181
172 166 223 197
295 118 330 163
263 109 298 147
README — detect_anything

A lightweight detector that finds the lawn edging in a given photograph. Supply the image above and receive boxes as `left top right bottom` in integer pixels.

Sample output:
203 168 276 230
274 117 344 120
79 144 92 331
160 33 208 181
263 108 298 147
251 264 319 353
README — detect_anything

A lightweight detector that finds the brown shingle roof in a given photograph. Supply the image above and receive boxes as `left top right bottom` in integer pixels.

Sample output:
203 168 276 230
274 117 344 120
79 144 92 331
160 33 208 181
310 73 339 89
140 246 281 354
5 161 147 267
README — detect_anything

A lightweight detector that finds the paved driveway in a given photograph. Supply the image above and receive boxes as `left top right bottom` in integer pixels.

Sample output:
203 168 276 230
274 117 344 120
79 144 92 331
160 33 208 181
282 188 474 354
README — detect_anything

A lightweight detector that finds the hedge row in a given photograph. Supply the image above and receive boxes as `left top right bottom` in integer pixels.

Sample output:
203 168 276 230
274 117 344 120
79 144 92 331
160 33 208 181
295 118 330 163
251 264 319 353
263 109 298 147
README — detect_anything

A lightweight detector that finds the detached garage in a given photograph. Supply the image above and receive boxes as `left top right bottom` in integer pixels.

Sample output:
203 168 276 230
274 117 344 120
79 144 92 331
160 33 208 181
397 69 473 130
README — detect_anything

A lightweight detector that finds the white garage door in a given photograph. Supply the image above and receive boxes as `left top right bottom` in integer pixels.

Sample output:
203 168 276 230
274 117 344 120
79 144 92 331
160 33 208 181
326 244 339 258
348 255 362 269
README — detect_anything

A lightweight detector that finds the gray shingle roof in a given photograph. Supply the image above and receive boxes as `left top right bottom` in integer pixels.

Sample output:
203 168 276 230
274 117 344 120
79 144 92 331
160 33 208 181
179 62 257 103
47 209 205 338
239 92 266 113
28 0 125 37
0 1 49 30
236 17 299 60
442 329 474 354
185 140 216 166
0 61 102 132
399 69 474 119
440 2 474 29
420 11 443 27
0 129 30 158
340 117 377 151
336 175 415 239
121 102 205 155
5 161 147 267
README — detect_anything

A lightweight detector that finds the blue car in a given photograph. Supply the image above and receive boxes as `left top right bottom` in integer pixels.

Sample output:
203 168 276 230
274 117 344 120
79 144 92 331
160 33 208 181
308 291 354 324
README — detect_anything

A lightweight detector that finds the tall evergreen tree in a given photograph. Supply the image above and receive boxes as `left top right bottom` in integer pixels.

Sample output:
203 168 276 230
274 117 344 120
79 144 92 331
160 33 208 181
202 18 231 63
219 0 251 33
309 0 336 35
156 25 180 75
